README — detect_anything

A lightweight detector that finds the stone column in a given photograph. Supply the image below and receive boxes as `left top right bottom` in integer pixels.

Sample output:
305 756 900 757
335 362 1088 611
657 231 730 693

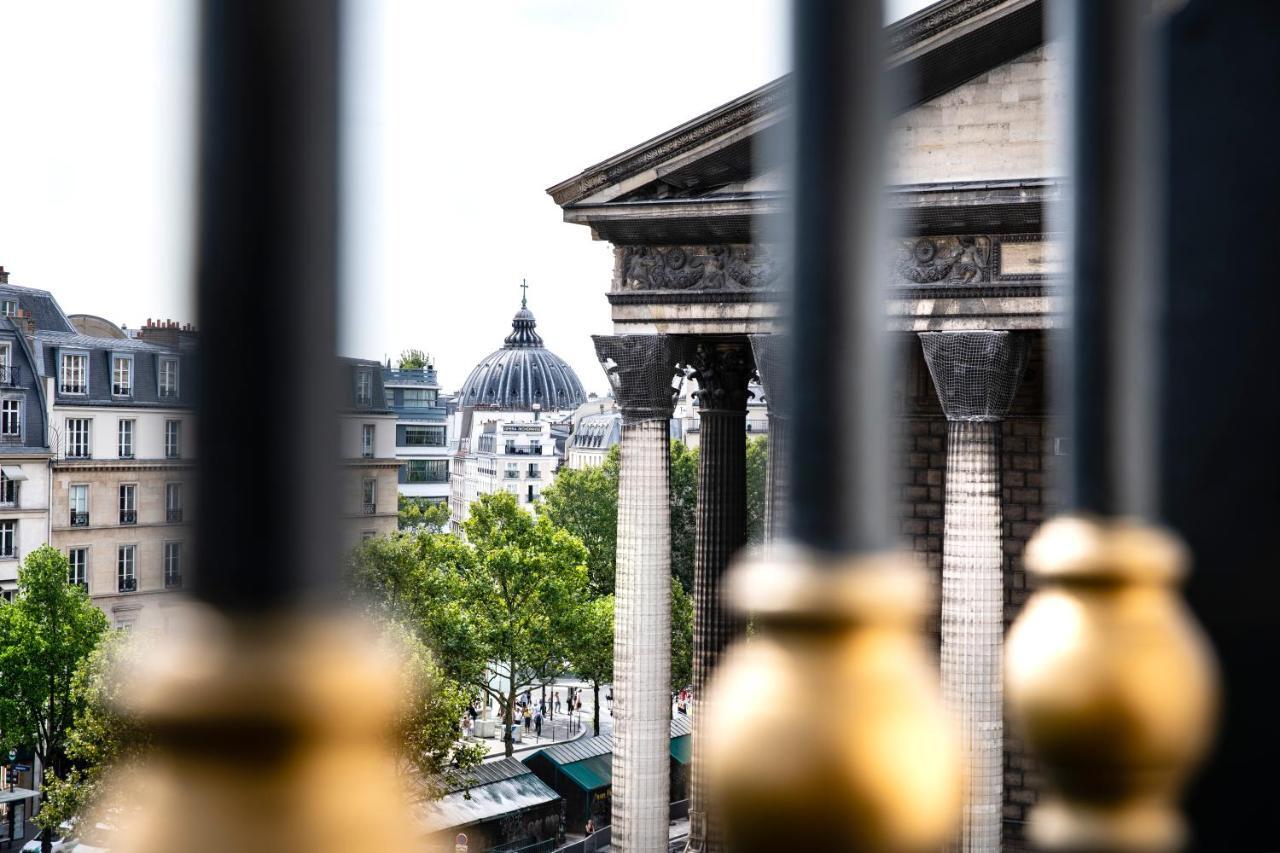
684 338 754 853
592 334 682 853
749 334 788 543
918 330 1031 853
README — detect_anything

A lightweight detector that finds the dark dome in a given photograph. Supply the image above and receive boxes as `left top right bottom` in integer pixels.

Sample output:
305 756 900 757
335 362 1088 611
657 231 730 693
458 299 587 411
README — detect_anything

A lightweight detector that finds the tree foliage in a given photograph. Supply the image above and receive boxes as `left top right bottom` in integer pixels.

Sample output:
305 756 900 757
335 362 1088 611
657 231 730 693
746 434 768 545
0 547 108 777
398 495 451 532
670 578 694 694
540 440 701 595
351 492 589 758
398 348 428 369
567 595 613 735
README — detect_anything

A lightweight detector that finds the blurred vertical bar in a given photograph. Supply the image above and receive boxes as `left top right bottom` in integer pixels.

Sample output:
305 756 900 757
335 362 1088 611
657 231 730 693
1055 0 1150 517
1160 2 1280 847
788 0 890 554
194 0 341 609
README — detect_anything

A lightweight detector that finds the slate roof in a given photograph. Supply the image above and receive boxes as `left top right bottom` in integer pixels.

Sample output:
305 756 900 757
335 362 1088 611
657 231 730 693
0 284 76 333
35 330 197 409
340 357 393 414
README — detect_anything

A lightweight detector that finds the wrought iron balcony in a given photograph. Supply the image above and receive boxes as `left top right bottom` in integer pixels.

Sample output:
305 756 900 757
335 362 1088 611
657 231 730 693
361 502 376 515
118 577 137 593
0 364 18 386
167 508 184 523
165 573 183 590
70 511 89 527
120 510 137 525
504 470 520 479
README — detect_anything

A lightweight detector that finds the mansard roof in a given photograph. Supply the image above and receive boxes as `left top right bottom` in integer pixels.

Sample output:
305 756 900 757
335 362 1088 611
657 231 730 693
34 330 198 409
547 0 1046 241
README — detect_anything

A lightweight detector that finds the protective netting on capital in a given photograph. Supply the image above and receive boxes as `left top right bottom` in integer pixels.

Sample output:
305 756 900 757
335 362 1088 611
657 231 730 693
591 334 683 422
919 331 1031 422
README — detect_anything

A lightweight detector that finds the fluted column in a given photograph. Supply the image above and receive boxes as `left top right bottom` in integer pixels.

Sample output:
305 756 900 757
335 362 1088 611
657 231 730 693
919 330 1030 853
592 335 682 853
749 334 788 543
684 338 754 853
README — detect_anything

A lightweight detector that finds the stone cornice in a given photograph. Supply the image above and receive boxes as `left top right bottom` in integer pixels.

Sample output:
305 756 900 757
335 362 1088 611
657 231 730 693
52 459 195 473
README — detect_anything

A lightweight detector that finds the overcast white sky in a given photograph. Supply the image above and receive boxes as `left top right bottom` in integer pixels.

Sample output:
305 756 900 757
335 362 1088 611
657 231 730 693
0 0 928 397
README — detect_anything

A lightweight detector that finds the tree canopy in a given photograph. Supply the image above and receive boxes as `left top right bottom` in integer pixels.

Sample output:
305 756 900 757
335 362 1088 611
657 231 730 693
398 495 451 532
398 348 429 369
746 434 768 544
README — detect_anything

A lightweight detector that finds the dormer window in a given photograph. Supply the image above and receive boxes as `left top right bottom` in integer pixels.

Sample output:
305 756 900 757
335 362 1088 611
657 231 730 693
60 352 87 394
356 369 372 405
158 357 179 399
1 399 21 438
112 355 133 396
0 300 16 318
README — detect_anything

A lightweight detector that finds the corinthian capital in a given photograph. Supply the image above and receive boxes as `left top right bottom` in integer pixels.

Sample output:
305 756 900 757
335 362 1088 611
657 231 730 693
918 330 1031 422
748 334 788 418
592 334 683 420
683 337 755 414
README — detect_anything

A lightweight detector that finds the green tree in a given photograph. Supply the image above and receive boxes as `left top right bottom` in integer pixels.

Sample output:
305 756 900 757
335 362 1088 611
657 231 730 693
351 493 590 758
33 631 147 838
669 439 699 593
670 578 694 694
398 348 428 369
398 496 451 532
0 546 108 852
458 493 589 756
541 440 701 594
538 458 618 596
567 596 613 735
746 434 768 544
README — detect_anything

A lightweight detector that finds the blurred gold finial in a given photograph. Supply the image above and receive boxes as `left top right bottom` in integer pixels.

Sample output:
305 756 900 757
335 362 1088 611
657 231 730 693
1006 516 1219 852
703 547 962 853
104 610 420 853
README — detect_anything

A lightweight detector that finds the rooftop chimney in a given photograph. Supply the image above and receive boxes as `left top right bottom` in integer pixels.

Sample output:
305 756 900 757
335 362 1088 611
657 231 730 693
0 266 8 284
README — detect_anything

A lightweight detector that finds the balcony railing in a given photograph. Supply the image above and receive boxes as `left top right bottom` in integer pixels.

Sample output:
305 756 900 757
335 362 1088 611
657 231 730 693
167 508 184 523
70 511 89 527
120 510 137 525
118 577 137 593
361 502 376 515
0 364 18 386
504 470 520 479
504 446 542 455
165 573 183 590
527 467 540 478
0 548 17 560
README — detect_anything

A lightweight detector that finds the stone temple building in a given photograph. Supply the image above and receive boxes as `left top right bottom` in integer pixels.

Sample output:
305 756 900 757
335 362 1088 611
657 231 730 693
549 1 1057 851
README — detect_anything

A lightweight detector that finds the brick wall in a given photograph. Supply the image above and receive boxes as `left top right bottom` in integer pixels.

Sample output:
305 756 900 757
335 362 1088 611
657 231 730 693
893 332 1056 852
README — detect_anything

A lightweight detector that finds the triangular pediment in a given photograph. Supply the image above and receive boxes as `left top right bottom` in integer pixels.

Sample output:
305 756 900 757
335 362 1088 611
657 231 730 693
549 0 1046 216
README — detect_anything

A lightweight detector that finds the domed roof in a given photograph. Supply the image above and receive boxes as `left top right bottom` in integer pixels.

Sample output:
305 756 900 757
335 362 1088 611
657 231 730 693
458 290 587 411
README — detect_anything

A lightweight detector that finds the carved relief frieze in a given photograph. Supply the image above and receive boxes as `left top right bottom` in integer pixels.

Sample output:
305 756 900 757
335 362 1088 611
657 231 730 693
617 244 782 292
894 236 993 283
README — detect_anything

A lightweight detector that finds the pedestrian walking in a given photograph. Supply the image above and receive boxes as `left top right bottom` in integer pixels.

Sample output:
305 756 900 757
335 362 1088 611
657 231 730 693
534 710 543 738
554 693 561 714
523 704 533 731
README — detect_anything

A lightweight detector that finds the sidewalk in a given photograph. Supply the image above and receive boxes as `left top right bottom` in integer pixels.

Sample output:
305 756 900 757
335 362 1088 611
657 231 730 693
474 711 590 759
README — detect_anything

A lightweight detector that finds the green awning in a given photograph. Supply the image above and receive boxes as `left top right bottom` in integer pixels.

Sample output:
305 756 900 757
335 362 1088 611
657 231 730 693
670 735 691 765
560 754 612 792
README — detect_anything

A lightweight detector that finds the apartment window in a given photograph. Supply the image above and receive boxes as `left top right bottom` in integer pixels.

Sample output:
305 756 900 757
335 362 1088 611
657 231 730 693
505 462 519 479
117 545 136 592
0 472 16 506
403 388 435 408
0 300 15 317
164 542 182 589
403 425 446 447
112 356 133 396
60 352 87 394
406 459 449 483
166 482 183 523
165 419 181 459
384 389 394 408
0 589 13 603
119 484 137 525
361 530 376 541
70 484 89 526
66 418 91 458
158 357 180 399
0 342 11 384
361 423 374 458
361 478 376 514
1 398 19 437
118 419 135 458
0 520 14 558
356 369 372 405
68 548 88 590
